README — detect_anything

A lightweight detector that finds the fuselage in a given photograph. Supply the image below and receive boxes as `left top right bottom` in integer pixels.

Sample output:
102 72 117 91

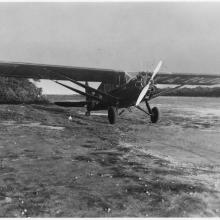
90 72 149 111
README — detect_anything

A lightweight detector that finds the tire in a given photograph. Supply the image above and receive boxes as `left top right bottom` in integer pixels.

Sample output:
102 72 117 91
108 106 117 124
150 107 159 123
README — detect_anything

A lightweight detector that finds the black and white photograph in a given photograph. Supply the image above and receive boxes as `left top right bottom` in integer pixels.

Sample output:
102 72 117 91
0 1 219 217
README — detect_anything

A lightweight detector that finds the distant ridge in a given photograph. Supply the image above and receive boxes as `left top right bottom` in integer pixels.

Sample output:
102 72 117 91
160 87 220 97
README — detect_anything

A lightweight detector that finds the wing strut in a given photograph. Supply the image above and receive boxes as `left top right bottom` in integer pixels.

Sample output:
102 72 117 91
62 74 118 101
54 81 102 101
149 84 185 100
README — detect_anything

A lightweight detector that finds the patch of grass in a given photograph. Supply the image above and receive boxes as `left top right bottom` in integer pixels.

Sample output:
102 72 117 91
164 194 207 217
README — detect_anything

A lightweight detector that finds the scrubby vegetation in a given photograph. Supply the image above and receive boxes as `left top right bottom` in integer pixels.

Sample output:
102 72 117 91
0 77 48 104
159 87 220 97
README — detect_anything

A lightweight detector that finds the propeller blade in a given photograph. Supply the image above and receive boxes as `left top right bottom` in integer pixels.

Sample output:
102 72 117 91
151 60 163 79
135 61 162 106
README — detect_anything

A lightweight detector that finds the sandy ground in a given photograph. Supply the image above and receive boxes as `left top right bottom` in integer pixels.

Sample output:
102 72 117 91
0 96 219 217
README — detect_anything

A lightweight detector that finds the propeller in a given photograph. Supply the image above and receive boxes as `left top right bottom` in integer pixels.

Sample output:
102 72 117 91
135 61 162 106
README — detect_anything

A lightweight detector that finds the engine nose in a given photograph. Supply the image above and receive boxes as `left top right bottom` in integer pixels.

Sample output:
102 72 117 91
135 72 149 88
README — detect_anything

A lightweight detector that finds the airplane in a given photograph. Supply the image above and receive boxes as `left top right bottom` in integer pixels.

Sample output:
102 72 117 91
0 60 220 124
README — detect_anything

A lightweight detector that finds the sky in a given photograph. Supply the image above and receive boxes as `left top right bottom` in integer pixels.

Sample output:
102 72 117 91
0 2 220 94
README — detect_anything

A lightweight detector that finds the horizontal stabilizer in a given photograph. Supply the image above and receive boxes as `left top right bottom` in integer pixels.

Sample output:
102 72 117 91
54 101 87 107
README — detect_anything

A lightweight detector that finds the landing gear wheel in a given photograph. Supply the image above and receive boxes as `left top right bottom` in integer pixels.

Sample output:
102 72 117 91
108 106 117 124
150 107 159 123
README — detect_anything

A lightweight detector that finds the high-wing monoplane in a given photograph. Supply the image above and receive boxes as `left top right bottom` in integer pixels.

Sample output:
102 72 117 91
0 61 220 124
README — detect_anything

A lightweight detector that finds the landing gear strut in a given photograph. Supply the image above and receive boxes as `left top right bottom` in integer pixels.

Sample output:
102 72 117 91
135 101 160 123
145 101 159 123
85 111 91 116
108 106 117 124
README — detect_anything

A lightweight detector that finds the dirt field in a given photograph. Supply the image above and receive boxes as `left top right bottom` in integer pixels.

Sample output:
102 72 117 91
0 96 219 217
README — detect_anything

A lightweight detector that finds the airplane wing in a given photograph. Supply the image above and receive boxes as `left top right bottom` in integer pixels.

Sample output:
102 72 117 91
155 72 220 85
0 61 126 84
